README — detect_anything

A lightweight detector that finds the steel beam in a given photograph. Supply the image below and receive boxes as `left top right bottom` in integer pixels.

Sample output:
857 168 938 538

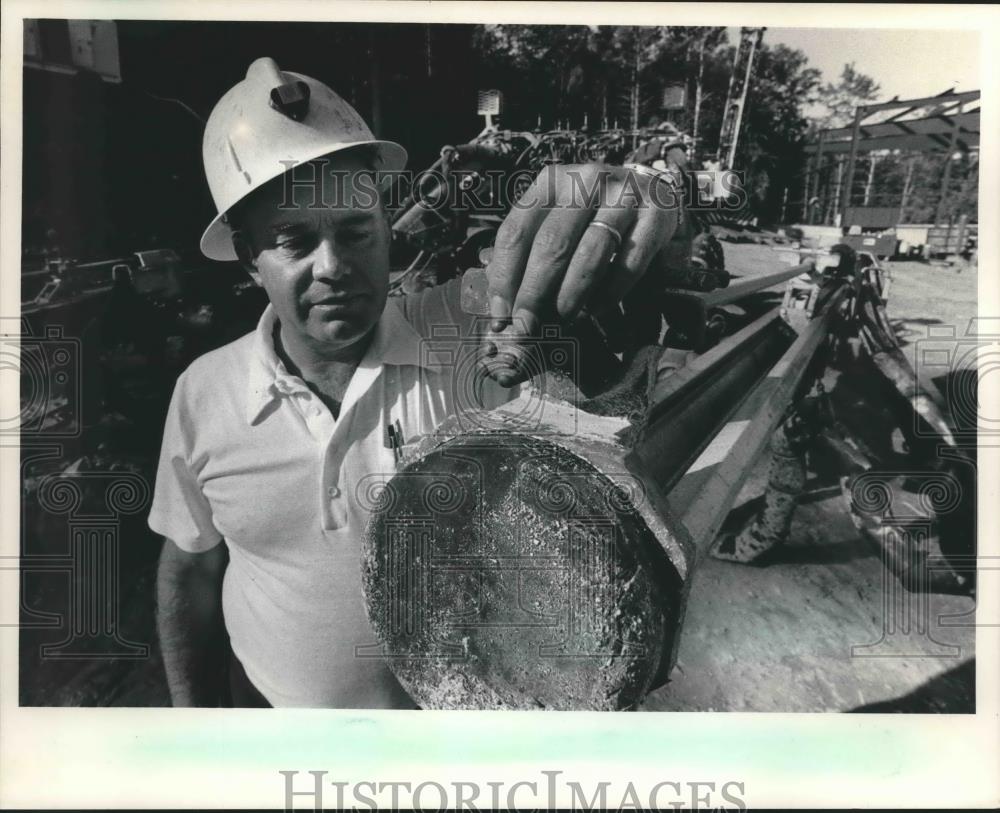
860 89 979 114
841 106 864 219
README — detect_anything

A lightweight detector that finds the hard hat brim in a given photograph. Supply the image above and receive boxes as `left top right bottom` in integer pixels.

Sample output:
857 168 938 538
199 139 407 262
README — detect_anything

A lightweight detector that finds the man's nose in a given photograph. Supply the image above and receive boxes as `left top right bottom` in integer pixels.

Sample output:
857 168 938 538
311 236 349 282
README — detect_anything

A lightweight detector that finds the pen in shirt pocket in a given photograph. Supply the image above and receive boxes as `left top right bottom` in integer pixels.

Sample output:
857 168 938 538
385 419 404 463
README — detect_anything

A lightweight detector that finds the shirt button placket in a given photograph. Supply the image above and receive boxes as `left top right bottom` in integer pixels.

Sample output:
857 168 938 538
323 434 346 531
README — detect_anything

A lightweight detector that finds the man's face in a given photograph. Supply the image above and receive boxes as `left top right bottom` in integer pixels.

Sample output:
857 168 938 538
238 154 391 356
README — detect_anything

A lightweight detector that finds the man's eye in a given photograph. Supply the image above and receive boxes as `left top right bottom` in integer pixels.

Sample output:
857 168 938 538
276 237 314 257
341 229 373 244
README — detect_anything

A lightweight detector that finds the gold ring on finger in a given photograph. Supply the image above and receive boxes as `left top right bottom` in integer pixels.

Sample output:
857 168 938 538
587 219 623 252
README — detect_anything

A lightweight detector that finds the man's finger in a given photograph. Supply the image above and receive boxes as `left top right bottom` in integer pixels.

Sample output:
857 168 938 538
556 192 639 321
485 175 551 331
508 204 597 335
595 203 679 309
508 163 614 331
478 321 536 387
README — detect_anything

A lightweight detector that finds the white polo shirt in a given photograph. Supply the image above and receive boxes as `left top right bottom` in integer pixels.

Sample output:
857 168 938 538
148 279 516 707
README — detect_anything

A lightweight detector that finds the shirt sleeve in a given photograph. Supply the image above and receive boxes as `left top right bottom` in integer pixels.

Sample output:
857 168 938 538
147 372 223 552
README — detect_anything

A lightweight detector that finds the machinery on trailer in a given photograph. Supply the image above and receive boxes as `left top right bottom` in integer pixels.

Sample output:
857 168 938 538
360 241 972 710
366 86 973 710
388 120 729 308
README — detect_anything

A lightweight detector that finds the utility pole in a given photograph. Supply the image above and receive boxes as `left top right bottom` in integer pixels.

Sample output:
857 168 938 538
829 156 844 225
691 29 707 159
810 128 826 226
801 157 811 223
425 24 433 78
899 155 916 221
716 27 765 170
863 153 879 206
935 100 965 225
630 27 642 148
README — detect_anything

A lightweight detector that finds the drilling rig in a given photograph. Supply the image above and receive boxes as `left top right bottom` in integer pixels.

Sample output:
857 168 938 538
715 27 766 171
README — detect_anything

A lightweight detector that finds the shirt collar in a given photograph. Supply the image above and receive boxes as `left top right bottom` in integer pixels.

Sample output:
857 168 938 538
245 299 439 424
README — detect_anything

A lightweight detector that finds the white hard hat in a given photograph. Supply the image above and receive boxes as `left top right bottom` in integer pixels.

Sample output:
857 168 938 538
200 57 407 261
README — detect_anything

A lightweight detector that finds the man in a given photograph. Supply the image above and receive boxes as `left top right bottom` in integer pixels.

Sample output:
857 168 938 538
149 57 680 707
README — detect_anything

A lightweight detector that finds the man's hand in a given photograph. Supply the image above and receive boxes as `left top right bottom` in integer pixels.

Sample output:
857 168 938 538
481 163 682 386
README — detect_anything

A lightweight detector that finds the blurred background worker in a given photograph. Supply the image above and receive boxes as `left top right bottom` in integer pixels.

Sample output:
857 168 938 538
621 129 728 350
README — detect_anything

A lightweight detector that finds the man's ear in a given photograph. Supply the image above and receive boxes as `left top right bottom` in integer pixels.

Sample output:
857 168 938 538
231 230 260 282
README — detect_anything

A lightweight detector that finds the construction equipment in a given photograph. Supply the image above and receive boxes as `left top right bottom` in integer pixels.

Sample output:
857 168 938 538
388 118 728 304
369 91 971 711
360 244 972 710
715 27 765 171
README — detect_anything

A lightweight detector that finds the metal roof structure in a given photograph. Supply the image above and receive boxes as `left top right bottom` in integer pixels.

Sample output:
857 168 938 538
805 89 980 155
803 89 980 226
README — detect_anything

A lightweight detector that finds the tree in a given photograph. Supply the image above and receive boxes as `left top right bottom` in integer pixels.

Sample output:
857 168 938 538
807 63 880 223
474 24 601 127
475 24 710 132
685 27 728 154
472 25 823 223
815 62 880 130
605 26 673 135
736 44 821 221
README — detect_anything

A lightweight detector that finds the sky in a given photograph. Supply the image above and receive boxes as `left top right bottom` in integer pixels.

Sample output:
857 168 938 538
727 27 981 108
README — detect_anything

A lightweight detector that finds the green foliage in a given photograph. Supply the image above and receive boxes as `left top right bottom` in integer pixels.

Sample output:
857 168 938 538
475 26 979 227
739 44 822 218
473 25 822 223
815 62 881 130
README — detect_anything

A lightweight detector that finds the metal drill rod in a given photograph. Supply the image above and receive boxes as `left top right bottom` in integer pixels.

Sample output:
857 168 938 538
362 265 848 709
684 261 818 308
661 260 816 350
667 286 847 554
631 307 792 495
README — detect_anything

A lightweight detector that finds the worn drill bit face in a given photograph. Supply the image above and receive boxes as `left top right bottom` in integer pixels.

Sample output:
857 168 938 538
362 431 681 711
